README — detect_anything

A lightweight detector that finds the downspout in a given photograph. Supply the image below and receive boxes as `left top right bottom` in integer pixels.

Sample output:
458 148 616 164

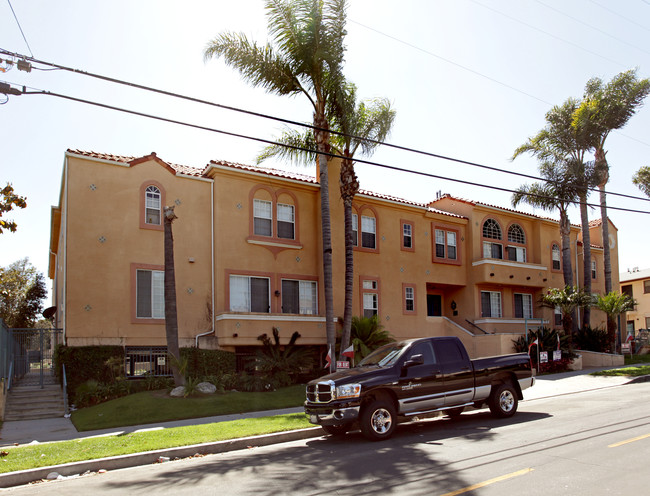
62 155 69 343
195 178 216 348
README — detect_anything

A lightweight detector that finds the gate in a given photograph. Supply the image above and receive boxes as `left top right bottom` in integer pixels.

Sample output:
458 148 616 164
9 328 63 388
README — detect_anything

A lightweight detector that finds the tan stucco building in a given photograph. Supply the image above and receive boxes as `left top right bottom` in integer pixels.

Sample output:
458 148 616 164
49 149 619 369
620 267 650 337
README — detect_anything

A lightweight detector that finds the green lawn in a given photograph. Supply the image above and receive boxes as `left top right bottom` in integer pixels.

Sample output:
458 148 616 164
0 414 312 474
590 365 650 377
71 384 306 431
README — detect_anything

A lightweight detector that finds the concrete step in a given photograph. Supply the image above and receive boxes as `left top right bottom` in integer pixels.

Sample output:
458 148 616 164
4 384 66 421
4 409 65 421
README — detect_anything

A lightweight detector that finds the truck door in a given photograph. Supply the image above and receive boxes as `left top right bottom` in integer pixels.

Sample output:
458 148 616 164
397 340 446 414
434 339 475 406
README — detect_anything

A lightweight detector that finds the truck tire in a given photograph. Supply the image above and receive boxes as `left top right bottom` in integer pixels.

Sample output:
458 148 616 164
322 423 352 436
360 399 397 441
488 382 518 418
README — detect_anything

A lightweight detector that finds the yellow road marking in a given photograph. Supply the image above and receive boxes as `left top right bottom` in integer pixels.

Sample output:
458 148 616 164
439 468 534 496
608 433 650 448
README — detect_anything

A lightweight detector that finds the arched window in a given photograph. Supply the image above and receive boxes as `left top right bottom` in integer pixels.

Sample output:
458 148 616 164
482 219 503 259
145 185 161 225
508 224 525 244
482 219 502 240
552 244 561 270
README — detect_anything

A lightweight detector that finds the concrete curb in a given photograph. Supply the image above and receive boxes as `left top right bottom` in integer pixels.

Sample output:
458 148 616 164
0 427 323 488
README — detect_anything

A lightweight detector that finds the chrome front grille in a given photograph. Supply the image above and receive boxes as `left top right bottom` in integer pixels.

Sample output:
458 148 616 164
306 381 335 403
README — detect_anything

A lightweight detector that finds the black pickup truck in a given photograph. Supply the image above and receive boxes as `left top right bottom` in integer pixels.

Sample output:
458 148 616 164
305 336 535 441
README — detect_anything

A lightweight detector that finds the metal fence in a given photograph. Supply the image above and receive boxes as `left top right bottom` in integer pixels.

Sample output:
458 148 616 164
124 346 172 378
7 327 63 387
0 319 11 389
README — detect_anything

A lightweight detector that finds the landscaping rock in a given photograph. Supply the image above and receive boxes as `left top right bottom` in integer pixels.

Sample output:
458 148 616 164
170 386 185 397
196 382 217 394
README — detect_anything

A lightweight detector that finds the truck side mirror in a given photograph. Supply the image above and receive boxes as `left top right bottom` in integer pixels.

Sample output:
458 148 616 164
403 354 424 368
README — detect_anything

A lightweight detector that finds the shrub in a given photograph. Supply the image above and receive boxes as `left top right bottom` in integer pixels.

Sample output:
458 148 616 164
574 326 610 353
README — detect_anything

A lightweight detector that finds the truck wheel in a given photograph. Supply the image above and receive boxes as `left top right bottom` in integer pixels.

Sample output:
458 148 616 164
322 423 351 436
488 383 518 418
360 399 396 441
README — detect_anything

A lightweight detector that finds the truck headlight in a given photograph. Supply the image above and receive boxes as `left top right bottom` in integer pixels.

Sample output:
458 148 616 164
336 383 361 399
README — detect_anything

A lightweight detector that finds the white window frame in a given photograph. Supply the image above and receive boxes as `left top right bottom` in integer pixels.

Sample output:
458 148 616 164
145 185 161 225
403 223 413 249
281 279 317 315
229 275 271 313
136 269 165 319
436 229 457 260
405 286 415 312
253 199 273 237
351 213 358 247
481 290 502 318
277 203 295 240
363 293 378 318
591 260 597 280
514 293 533 319
507 245 527 263
361 215 376 249
552 244 561 270
483 241 503 260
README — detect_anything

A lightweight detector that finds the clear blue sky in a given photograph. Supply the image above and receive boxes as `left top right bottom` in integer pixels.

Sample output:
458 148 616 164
1 0 649 301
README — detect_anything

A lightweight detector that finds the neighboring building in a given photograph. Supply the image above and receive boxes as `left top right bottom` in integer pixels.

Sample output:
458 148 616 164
49 150 619 370
620 267 650 337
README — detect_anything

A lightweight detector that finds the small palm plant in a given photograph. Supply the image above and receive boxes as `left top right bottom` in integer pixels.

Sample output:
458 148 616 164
254 328 314 387
593 291 636 353
350 315 394 366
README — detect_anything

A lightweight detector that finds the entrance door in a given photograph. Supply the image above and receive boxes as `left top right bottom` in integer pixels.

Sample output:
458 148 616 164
427 294 442 317
10 328 63 387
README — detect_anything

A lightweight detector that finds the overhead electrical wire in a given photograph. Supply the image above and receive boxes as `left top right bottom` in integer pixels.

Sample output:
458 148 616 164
4 81 650 216
1 48 648 205
5 0 33 58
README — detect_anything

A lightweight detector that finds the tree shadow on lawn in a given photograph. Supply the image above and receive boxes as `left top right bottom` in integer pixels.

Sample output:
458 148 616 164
98 410 550 495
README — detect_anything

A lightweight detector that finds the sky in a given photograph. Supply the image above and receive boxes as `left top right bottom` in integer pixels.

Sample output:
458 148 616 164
1 0 650 303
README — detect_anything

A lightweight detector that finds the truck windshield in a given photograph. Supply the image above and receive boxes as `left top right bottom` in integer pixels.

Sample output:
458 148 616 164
357 341 409 367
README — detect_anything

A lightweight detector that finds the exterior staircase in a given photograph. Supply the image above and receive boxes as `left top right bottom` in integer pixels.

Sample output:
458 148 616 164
3 376 65 421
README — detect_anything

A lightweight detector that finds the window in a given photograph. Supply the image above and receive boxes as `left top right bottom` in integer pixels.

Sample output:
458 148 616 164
229 275 270 313
361 215 376 249
554 307 562 326
404 286 415 313
253 199 272 236
145 185 161 225
351 213 358 247
508 224 525 244
591 260 597 280
435 229 457 260
644 280 650 294
507 246 527 263
552 244 561 270
646 317 650 329
361 278 379 318
482 219 503 260
514 293 533 319
402 222 413 249
277 203 295 239
281 279 317 315
481 291 502 318
622 284 633 299
136 269 164 318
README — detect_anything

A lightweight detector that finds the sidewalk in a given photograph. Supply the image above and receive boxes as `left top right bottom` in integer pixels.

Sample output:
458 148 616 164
0 366 645 488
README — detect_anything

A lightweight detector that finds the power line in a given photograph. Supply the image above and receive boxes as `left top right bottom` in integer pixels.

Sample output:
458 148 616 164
1 48 648 205
6 0 33 57
7 82 650 216
588 0 650 33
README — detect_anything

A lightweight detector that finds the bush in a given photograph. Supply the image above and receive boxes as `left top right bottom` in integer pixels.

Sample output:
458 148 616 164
574 326 610 353
512 327 573 373
180 347 236 378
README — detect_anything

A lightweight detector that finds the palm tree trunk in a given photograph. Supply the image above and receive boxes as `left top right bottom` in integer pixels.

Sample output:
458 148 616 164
559 210 573 287
579 195 591 328
314 112 336 373
163 206 184 386
599 184 612 294
339 197 354 357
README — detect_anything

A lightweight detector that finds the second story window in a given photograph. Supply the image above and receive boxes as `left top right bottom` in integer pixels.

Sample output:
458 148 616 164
351 213 358 247
361 215 376 249
145 186 161 225
435 229 457 260
402 222 413 249
591 260 597 280
253 199 273 236
552 244 561 270
230 275 270 313
361 278 379 318
482 219 503 260
507 223 526 262
277 203 295 239
136 269 164 319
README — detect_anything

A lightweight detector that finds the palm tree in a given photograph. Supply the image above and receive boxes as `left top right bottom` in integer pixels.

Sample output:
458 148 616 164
513 98 595 328
204 0 347 371
540 286 593 350
633 166 650 197
573 69 650 294
257 83 395 359
511 159 578 287
593 291 636 354
349 315 394 366
163 205 184 386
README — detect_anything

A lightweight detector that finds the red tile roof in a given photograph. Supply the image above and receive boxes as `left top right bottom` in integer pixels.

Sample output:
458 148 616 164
66 149 204 177
207 159 318 184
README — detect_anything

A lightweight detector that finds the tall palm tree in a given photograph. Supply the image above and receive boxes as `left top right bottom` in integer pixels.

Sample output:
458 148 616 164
204 0 347 370
257 84 395 359
513 98 595 328
573 69 650 294
511 158 578 287
163 205 184 386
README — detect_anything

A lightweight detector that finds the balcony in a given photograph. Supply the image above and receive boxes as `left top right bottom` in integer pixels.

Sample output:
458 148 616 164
472 258 549 287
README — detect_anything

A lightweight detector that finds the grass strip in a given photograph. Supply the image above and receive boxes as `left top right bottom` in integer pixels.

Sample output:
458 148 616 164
590 365 650 377
0 413 312 474
71 385 306 431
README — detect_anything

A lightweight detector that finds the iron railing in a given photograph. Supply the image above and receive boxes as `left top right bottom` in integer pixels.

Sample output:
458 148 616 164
124 346 172 378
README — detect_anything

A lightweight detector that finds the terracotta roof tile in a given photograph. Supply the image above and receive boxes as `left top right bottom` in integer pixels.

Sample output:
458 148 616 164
207 159 318 183
66 149 204 177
